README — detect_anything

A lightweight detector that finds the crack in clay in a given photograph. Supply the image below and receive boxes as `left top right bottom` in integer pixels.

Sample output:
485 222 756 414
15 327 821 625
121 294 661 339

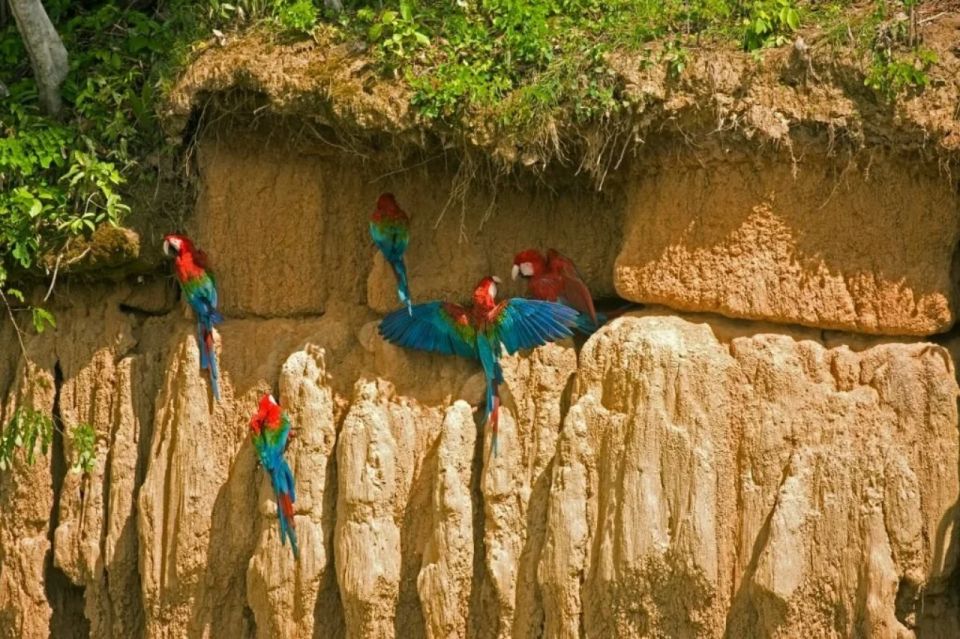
44 362 91 639
96 364 124 635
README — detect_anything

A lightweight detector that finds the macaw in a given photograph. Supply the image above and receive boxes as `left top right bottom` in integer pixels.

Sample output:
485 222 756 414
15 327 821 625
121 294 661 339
511 248 606 334
249 393 299 559
378 275 578 456
162 234 223 400
370 193 413 315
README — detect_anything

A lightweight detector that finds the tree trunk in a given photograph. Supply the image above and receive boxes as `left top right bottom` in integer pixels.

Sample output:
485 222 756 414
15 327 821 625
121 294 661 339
9 0 68 116
324 0 343 12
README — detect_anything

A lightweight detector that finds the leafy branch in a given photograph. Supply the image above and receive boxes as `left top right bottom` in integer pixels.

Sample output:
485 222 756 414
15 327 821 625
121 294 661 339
0 406 97 475
0 406 52 471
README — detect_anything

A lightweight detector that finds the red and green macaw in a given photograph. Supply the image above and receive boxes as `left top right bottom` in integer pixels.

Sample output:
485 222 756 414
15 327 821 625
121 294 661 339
512 248 606 335
163 234 222 400
379 275 578 456
370 193 413 315
250 393 299 559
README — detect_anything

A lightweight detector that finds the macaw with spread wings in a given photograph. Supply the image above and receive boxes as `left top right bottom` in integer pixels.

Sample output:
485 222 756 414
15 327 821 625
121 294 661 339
379 275 578 456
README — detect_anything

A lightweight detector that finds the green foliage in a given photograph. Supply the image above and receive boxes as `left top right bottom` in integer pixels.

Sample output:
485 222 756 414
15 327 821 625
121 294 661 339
359 0 429 61
0 407 53 472
339 0 845 132
741 0 801 51
31 307 56 333
353 1 631 126
0 408 97 475
3 287 56 334
865 47 937 99
70 422 97 474
859 1 937 100
278 0 319 34
0 1 179 329
663 38 689 78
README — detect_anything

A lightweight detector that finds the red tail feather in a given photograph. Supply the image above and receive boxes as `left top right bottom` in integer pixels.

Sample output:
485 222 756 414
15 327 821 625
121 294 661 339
278 493 296 527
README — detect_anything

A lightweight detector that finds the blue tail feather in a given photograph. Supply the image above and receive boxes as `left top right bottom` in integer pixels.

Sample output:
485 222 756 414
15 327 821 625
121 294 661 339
489 395 500 458
390 257 412 315
197 315 221 401
207 339 220 400
484 375 501 457
476 338 503 457
271 458 299 559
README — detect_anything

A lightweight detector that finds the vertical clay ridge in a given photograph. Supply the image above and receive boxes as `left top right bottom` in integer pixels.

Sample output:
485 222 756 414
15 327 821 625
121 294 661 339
467 399 496 639
417 401 476 639
45 363 90 639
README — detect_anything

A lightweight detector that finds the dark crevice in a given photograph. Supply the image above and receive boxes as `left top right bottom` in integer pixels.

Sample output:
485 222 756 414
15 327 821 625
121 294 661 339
118 303 176 319
313 404 346 639
45 362 91 639
97 383 119 636
467 409 499 639
242 605 257 637
222 309 329 321
894 575 921 630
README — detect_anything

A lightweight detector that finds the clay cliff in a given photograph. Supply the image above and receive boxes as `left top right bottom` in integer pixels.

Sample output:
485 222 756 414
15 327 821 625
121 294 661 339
2 27 960 639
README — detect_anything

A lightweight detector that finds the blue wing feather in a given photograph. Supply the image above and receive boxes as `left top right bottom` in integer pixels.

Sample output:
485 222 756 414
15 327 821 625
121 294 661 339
495 299 578 354
572 310 607 335
379 302 477 359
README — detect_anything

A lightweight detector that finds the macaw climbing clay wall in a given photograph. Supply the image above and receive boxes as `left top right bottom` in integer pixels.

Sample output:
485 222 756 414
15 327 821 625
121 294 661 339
1 118 959 639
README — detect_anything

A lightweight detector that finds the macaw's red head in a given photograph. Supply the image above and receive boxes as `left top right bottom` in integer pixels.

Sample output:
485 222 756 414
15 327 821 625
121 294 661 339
473 275 502 308
250 393 282 435
372 193 406 222
162 234 196 260
511 249 547 280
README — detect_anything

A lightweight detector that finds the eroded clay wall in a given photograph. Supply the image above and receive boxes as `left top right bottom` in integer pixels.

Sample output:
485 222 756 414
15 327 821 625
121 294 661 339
0 128 958 639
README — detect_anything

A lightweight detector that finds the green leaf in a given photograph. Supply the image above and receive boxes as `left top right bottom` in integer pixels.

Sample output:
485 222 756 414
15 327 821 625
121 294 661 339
785 9 799 31
70 422 97 474
0 407 54 472
31 307 56 333
381 10 397 25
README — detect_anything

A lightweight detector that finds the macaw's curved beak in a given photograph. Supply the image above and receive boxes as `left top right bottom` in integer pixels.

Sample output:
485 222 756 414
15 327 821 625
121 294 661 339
511 264 520 280
162 239 173 257
492 275 502 284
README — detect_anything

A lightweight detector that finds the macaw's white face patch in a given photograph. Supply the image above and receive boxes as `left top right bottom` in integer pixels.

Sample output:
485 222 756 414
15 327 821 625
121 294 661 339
489 276 501 299
163 237 183 257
